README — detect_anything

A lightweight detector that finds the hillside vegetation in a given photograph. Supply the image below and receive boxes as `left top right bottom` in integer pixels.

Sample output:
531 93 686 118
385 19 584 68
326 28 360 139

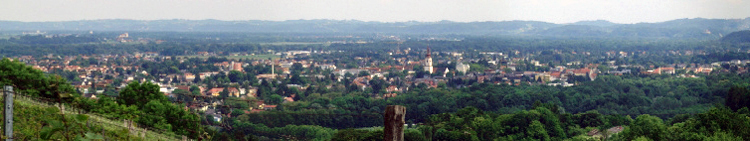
722 30 750 43
0 58 201 140
1 94 179 140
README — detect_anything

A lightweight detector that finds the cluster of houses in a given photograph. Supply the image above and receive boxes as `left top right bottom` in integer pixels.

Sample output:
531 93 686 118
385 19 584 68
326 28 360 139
10 47 750 123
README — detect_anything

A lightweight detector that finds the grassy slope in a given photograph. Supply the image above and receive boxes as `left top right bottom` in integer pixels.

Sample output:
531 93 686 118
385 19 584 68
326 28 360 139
1 95 180 141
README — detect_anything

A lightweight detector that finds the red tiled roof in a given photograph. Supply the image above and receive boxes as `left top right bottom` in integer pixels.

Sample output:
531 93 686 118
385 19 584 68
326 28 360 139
208 88 224 94
228 87 239 92
573 68 590 74
176 85 190 91
284 97 295 102
550 71 562 78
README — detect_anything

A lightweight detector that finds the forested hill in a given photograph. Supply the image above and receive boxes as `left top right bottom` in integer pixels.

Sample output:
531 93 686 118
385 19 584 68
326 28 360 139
2 18 749 38
722 30 750 43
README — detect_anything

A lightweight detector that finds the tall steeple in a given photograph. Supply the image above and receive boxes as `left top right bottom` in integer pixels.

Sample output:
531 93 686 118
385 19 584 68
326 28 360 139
424 46 433 74
426 46 431 57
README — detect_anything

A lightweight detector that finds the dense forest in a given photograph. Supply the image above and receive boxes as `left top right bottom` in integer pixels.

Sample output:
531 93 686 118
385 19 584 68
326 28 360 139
722 30 750 43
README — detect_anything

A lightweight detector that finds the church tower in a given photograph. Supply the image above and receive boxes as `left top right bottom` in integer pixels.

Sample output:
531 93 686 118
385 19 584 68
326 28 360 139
424 47 433 74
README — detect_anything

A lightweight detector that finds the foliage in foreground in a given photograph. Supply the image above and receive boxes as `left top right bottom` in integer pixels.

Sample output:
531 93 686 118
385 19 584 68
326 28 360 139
2 99 137 140
390 106 750 141
0 58 203 139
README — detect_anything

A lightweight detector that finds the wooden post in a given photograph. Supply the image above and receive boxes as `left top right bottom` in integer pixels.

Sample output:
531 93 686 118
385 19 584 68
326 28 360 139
4 86 13 141
384 105 405 141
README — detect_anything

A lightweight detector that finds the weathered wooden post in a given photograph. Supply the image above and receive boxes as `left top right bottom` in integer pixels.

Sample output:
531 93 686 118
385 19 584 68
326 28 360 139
4 86 13 141
384 105 405 141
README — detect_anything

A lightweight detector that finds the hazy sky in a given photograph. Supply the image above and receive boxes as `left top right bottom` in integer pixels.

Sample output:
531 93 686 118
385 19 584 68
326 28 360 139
1 0 749 24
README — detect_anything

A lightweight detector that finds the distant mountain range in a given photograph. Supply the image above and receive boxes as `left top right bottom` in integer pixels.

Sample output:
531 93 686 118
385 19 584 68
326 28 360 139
1 18 749 38
571 20 619 27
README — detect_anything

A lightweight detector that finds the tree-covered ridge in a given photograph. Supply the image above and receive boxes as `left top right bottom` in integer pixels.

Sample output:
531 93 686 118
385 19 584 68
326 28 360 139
722 30 750 43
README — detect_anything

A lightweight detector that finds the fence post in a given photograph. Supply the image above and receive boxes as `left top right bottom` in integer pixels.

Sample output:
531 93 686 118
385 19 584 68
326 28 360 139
384 105 405 141
4 86 13 141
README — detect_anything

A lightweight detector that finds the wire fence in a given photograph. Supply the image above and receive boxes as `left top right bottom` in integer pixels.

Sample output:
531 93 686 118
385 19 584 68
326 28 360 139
1 90 187 141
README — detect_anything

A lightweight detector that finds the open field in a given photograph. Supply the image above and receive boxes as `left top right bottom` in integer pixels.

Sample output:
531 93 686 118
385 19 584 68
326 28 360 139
258 42 330 46
178 54 280 60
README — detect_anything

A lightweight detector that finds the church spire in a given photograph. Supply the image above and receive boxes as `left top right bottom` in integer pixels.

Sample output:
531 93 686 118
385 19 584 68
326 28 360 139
426 46 431 57
424 45 434 74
